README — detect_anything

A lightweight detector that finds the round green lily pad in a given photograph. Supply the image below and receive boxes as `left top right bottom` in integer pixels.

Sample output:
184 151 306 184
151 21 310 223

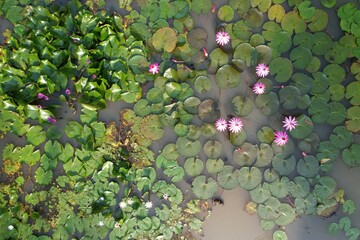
290 114 314 140
327 102 346 126
184 157 204 177
217 165 239 190
176 137 201 157
183 97 201 115
198 99 217 123
255 92 280 116
229 0 250 16
243 8 263 29
215 65 242 88
262 21 281 41
269 31 292 57
237 166 262 191
174 123 189 137
233 143 258 166
263 168 279 183
321 0 336 8
288 176 310 198
217 5 234 22
297 155 320 178
342 144 360 168
250 34 265 46
209 48 229 71
269 57 293 83
191 0 212 14
345 81 360 106
312 32 332 55
233 20 253 41
269 176 290 198
133 99 152 117
233 43 257 67
268 4 285 23
308 98 329 124
298 132 320 153
273 230 288 240
293 31 314 49
250 183 271 204
330 126 353 150
281 11 306 35
258 197 281 220
275 203 296 226
290 73 314 95
278 86 301 110
192 176 218 199
290 46 312 69
298 1 316 19
257 126 275 144
152 27 177 52
308 9 328 32
194 75 212 94
232 95 254 117
206 158 224 174
204 140 222 158
230 130 247 146
272 154 296 176
255 143 273 167
187 28 208 49
255 45 272 64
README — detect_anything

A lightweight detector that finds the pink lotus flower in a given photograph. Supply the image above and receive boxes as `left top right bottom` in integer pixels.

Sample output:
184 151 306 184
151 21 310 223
256 63 270 78
215 31 230 46
47 117 57 124
215 118 228 132
37 93 45 99
253 82 266 95
148 62 160 74
274 131 288 146
228 117 243 134
65 89 71 95
283 116 297 131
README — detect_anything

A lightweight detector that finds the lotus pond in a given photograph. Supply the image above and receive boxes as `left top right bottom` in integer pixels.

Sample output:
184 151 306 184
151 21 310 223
1 0 360 239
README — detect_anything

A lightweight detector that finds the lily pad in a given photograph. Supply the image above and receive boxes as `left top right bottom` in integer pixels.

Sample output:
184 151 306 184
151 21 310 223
308 98 329 124
257 126 275 144
290 46 312 69
258 197 281 220
273 230 288 240
312 32 332 55
233 20 253 41
345 81 360 106
183 97 201 115
233 143 258 166
269 177 290 198
250 34 265 46
293 32 315 49
244 8 263 29
298 132 320 153
327 102 346 126
215 65 241 88
174 123 189 137
184 158 204 177
206 158 224 174
217 5 234 22
290 73 314 94
308 9 328 32
346 106 360 133
255 143 273 167
200 123 217 138
263 168 279 183
278 86 301 110
313 176 336 200
176 137 201 157
289 114 313 140
272 154 296 176
262 21 281 41
160 143 179 161
268 4 285 23
255 92 280 116
268 31 292 57
191 0 212 14
204 140 222 158
232 95 254 117
321 0 336 8
233 43 257 67
229 0 250 16
152 27 177 52
192 176 218 199
297 155 320 178
275 203 296 226
328 84 345 102
298 1 315 19
237 166 262 190
187 28 208 49
209 48 229 71
330 126 353 150
255 45 272 64
269 57 293 83
316 141 340 168
288 176 310 198
281 11 306 35
194 75 212 93
230 130 247 146
250 183 271 204
217 165 239 190
342 144 360 168
198 99 217 122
